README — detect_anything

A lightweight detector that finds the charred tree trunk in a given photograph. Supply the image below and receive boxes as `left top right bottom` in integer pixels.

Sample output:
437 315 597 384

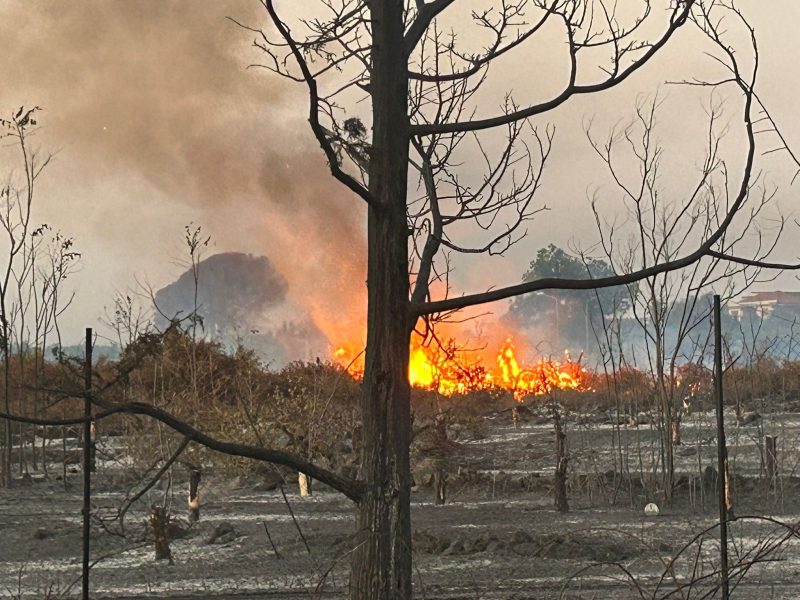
350 2 413 597
554 409 569 513
149 504 173 563
434 412 448 506
188 468 201 522
353 205 413 600
2 338 11 487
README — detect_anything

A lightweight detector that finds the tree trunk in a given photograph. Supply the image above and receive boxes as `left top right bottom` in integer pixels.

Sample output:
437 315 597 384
659 385 674 503
434 471 447 505
352 212 412 600
298 472 312 497
554 410 569 513
671 420 681 446
434 412 448 506
89 421 97 473
350 2 412 598
2 348 11 486
32 428 38 472
149 504 173 563
61 423 68 491
188 468 201 522
352 184 413 597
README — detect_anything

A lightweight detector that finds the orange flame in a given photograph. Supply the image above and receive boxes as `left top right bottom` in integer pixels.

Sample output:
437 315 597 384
334 336 583 400
495 338 582 398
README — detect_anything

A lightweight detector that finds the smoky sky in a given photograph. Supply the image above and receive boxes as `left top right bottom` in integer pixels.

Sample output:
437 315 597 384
0 0 367 344
1 1 798 347
4 2 274 194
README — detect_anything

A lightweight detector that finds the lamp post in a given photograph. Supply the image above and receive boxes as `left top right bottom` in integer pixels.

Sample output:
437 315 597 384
537 292 566 347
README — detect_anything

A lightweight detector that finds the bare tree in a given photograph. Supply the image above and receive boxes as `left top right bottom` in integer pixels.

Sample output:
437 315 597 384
0 107 80 487
17 228 79 475
586 91 784 502
0 107 61 486
237 1 800 597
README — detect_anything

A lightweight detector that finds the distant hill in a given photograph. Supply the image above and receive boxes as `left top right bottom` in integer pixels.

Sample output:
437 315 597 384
154 252 288 333
154 252 328 366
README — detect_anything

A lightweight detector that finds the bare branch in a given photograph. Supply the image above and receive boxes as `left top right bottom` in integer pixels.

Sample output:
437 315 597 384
706 250 800 270
257 0 375 205
411 1 695 136
3 393 362 502
404 0 459 56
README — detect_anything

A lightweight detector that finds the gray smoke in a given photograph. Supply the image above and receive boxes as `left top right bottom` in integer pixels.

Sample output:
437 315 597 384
0 0 367 345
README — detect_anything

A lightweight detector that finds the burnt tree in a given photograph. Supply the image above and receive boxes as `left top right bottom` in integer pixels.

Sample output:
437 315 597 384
149 504 173 563
553 405 569 513
0 108 79 488
188 467 201 522
221 0 800 596
433 409 448 506
585 91 779 503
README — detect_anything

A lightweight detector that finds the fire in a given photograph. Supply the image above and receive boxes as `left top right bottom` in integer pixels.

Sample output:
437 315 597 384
333 344 365 378
407 338 492 396
494 338 582 398
334 335 584 400
408 347 436 389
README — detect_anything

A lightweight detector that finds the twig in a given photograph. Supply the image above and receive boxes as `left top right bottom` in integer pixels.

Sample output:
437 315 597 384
280 486 312 555
262 520 282 559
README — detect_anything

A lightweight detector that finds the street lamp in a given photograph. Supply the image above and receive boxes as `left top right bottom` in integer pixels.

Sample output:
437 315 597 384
537 292 567 346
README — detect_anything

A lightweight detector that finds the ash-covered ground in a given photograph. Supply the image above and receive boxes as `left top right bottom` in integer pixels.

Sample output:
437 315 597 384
3 407 800 599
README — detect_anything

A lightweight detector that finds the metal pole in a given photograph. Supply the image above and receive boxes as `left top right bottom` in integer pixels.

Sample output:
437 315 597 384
713 296 729 600
82 328 92 600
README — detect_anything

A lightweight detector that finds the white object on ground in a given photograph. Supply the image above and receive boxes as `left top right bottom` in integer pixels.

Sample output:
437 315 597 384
644 502 660 517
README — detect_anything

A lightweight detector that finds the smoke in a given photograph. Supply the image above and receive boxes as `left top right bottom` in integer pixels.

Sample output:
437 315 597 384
0 0 367 346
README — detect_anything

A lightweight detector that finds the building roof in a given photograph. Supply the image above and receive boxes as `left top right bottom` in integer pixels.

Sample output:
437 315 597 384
735 291 800 306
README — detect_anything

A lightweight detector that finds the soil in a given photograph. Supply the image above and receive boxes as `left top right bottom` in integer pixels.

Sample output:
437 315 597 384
3 406 800 599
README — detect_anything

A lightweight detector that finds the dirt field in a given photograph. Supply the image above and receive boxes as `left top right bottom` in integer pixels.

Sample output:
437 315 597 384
3 407 800 599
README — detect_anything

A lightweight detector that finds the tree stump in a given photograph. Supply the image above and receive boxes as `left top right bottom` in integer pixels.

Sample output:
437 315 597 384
149 504 173 563
86 421 97 473
554 410 569 513
434 471 447 505
188 468 201 523
433 410 448 505
298 472 312 497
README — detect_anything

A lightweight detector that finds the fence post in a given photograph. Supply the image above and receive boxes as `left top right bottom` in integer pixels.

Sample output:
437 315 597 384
713 296 729 600
82 328 93 600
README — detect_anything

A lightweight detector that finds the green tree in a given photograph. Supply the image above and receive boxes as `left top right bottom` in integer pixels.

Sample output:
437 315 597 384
507 244 624 351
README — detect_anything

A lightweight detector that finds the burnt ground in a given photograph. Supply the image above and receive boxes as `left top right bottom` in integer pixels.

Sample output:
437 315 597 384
3 407 800 599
